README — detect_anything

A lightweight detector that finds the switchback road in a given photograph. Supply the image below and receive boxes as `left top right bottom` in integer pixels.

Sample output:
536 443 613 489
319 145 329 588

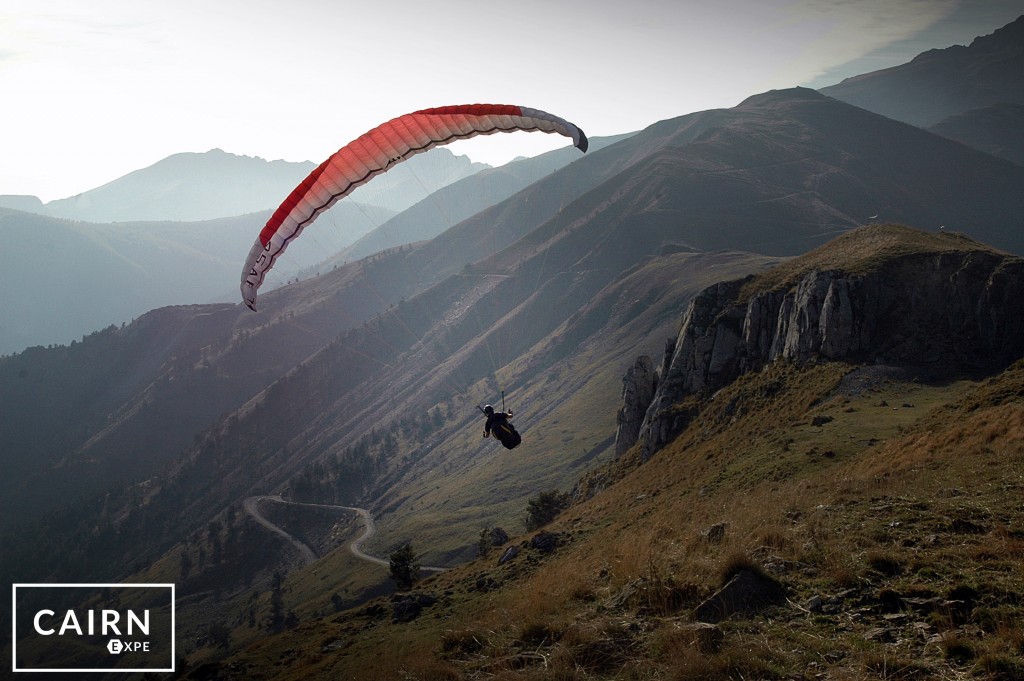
243 496 446 572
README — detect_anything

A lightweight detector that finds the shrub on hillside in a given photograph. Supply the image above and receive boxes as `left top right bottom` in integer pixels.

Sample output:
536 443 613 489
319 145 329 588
524 490 572 531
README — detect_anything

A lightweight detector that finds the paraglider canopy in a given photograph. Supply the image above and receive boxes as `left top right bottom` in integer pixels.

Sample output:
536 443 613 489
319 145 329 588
241 104 588 310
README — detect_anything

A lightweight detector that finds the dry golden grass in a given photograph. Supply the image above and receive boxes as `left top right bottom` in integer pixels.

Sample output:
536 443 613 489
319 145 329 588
845 402 1024 482
739 223 1004 299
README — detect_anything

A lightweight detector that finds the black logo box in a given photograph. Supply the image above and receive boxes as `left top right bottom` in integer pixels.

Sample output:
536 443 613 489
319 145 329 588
12 583 175 673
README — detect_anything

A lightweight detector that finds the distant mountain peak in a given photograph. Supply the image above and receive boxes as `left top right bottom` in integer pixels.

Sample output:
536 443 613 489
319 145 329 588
971 13 1024 49
28 146 487 223
737 86 825 108
820 15 1024 127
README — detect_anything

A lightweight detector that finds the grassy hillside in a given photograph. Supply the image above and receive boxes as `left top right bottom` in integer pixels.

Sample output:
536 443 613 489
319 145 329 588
185 356 1024 680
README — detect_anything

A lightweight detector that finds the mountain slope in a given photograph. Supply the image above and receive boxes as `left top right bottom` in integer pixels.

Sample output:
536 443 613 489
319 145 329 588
929 102 1024 166
214 363 1024 681
820 15 1024 128
482 87 1024 268
179 226 1024 680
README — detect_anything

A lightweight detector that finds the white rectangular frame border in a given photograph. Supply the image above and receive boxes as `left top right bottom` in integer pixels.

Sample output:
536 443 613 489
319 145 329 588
11 583 175 673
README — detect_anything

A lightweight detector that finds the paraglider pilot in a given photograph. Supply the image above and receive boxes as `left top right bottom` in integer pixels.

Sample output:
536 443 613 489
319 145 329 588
482 404 512 437
482 405 521 449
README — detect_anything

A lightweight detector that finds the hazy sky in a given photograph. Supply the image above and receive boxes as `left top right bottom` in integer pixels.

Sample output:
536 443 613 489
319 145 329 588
2 0 1022 202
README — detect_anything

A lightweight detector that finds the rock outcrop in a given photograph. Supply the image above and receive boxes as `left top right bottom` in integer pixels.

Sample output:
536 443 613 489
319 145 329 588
614 355 658 456
632 230 1024 459
694 569 787 624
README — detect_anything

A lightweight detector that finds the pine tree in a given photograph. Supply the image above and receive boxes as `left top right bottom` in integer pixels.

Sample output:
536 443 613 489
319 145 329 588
267 570 285 631
388 543 420 591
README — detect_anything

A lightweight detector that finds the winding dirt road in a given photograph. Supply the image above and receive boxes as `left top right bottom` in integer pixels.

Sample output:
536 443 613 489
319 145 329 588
243 495 318 565
243 495 446 572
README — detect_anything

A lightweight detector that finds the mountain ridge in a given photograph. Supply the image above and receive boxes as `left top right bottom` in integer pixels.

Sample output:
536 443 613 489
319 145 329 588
0 147 489 223
820 14 1024 127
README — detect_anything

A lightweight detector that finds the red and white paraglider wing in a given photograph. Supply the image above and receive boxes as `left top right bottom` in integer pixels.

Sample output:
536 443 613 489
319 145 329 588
240 104 587 310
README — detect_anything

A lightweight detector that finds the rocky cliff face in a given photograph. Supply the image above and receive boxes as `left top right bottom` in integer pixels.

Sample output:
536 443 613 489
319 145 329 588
614 356 658 457
623 240 1024 459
